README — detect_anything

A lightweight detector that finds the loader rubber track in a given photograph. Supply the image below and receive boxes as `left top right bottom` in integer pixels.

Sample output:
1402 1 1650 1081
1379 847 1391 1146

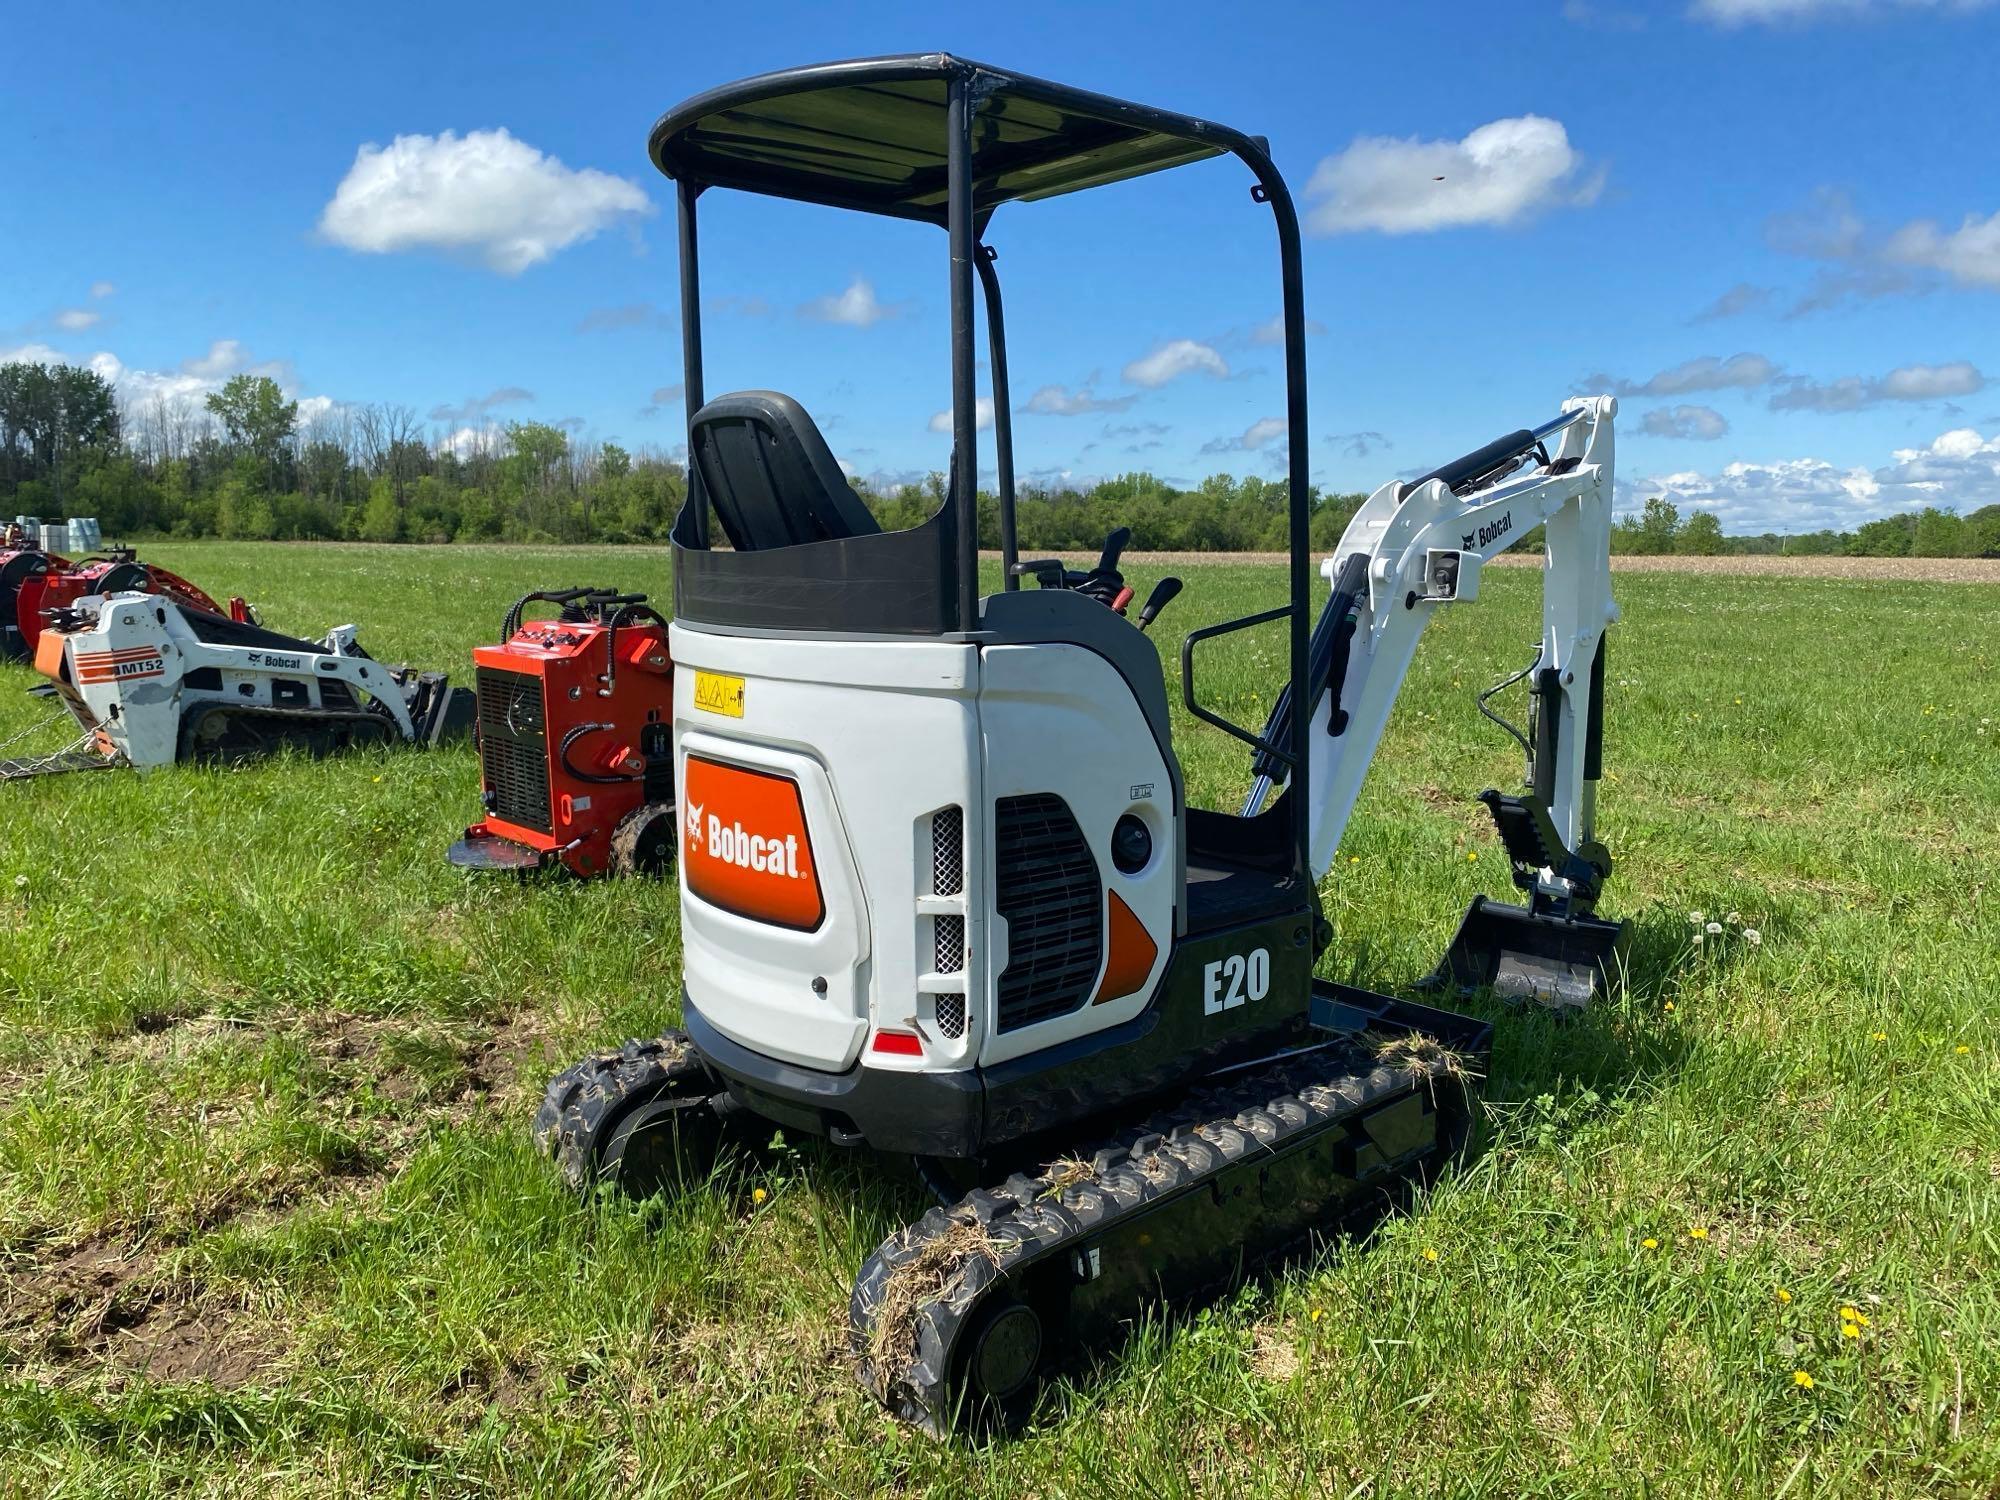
850 1039 1479 1437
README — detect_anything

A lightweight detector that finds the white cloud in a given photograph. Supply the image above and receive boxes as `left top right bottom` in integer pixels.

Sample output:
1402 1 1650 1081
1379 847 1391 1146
1201 416 1287 455
1249 313 1328 344
317 127 653 275
1022 383 1136 416
1884 210 2000 290
428 386 535 423
1123 339 1228 388
1635 423 2000 532
1690 283 1774 323
440 424 509 459
53 309 101 332
800 277 897 327
1328 430 1391 459
1692 0 1993 23
1305 116 1601 235
1592 352 1776 397
928 397 994 434
1769 360 1983 412
0 342 70 367
295 395 341 425
1641 404 1731 440
89 281 116 299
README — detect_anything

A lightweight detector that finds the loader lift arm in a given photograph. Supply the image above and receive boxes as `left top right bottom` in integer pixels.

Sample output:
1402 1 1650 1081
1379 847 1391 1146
1196 395 1627 1007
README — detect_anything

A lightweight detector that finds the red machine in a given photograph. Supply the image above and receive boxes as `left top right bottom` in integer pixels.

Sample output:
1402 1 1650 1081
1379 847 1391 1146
448 588 676 878
0 544 246 663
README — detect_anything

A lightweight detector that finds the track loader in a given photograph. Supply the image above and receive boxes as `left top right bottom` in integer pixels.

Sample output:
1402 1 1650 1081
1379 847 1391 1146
5 591 469 779
534 54 1629 1434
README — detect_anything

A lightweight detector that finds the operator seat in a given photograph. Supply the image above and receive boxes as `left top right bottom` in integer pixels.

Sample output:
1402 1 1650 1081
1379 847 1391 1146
689 390 881 551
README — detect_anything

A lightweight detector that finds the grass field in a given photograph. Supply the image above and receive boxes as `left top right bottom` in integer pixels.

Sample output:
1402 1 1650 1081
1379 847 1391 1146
2 541 1997 1497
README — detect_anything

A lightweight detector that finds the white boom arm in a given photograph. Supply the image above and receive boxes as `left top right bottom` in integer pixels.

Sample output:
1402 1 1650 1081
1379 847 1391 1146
1259 395 1619 902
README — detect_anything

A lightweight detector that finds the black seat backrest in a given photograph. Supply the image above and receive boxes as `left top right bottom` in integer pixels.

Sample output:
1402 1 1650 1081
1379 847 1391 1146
688 390 882 551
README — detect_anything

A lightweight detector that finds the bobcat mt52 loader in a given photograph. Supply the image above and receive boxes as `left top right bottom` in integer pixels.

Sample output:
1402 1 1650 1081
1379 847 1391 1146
534 54 1629 1434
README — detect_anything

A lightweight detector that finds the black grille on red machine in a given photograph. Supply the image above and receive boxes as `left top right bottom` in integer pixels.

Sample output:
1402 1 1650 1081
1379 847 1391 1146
993 793 1101 1033
476 666 551 833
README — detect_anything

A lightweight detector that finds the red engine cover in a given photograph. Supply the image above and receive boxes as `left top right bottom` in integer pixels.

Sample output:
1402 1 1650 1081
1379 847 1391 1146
470 614 675 877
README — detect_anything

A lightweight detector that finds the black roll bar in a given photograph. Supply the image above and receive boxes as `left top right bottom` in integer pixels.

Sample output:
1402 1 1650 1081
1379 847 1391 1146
975 245 1019 590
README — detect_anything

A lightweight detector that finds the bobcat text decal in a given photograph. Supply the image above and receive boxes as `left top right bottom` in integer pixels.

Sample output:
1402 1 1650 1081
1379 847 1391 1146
681 757 824 930
1473 510 1514 549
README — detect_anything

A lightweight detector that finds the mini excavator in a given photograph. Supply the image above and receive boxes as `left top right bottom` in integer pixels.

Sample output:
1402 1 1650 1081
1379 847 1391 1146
534 55 1630 1434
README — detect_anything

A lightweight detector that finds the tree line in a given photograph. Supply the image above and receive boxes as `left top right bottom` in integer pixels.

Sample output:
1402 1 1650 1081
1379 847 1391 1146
2 360 1994 557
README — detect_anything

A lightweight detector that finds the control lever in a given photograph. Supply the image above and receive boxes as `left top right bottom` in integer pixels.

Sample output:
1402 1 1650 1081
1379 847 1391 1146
1135 577 1183 632
1096 526 1132 575
1012 559 1068 588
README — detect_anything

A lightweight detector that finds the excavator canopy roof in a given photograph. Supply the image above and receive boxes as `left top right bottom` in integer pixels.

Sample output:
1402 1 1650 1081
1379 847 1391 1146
648 53 1249 223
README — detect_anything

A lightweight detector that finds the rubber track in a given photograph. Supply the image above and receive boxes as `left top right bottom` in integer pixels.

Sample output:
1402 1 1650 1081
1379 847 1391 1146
532 1032 706 1193
179 704 405 760
850 1041 1466 1435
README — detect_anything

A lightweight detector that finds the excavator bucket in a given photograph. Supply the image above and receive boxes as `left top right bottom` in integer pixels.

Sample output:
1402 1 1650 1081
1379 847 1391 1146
1429 894 1630 1013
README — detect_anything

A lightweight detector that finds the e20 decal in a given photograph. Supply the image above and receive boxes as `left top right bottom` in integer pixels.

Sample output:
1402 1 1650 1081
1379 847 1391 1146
1202 948 1270 1015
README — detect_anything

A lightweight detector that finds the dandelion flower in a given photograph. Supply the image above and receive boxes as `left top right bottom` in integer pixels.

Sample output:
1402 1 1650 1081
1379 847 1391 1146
1688 1226 1709 1241
1641 1238 1659 1250
1955 1044 1970 1055
1743 929 1762 946
1467 850 1478 862
1841 1321 1860 1340
1691 934 1704 947
1690 910 1705 924
1705 921 1723 935
1422 1247 1438 1263
751 1187 768 1205
1793 1370 1815 1389
1664 1001 1676 1012
1349 855 1360 865
1871 1030 1888 1042
1839 1306 1869 1326
1310 1307 1324 1323
1776 1287 1792 1305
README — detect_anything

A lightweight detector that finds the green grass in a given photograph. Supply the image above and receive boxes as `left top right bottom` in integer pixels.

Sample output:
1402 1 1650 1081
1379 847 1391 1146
2 541 1996 1497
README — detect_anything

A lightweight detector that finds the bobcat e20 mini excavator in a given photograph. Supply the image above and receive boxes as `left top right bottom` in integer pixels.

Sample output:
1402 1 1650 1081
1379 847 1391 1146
534 55 1630 1433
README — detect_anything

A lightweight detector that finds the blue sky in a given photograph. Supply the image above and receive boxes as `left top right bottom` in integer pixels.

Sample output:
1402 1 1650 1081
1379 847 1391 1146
5 0 1998 532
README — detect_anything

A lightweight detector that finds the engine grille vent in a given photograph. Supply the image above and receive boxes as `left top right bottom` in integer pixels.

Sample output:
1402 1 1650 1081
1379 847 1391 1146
931 806 964 896
935 994 966 1040
476 666 551 834
993 793 1102 1033
934 914 965 974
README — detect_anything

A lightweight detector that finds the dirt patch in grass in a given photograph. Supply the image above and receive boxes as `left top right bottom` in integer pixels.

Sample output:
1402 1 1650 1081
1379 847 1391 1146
463 1013 562 1110
96 1300 278 1388
1 1235 281 1388
1248 1326 1301 1384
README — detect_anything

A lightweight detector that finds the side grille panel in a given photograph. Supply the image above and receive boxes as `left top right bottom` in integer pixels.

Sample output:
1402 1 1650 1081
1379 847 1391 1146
993 794 1102 1033
476 666 551 834
931 806 964 896
934 914 965 974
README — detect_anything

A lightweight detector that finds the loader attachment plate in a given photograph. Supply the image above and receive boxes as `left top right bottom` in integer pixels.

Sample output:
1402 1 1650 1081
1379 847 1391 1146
850 983 1490 1436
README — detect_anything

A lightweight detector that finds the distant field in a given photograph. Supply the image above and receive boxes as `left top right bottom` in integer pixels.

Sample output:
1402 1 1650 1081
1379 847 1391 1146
1019 548 2000 583
2 542 1996 1496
